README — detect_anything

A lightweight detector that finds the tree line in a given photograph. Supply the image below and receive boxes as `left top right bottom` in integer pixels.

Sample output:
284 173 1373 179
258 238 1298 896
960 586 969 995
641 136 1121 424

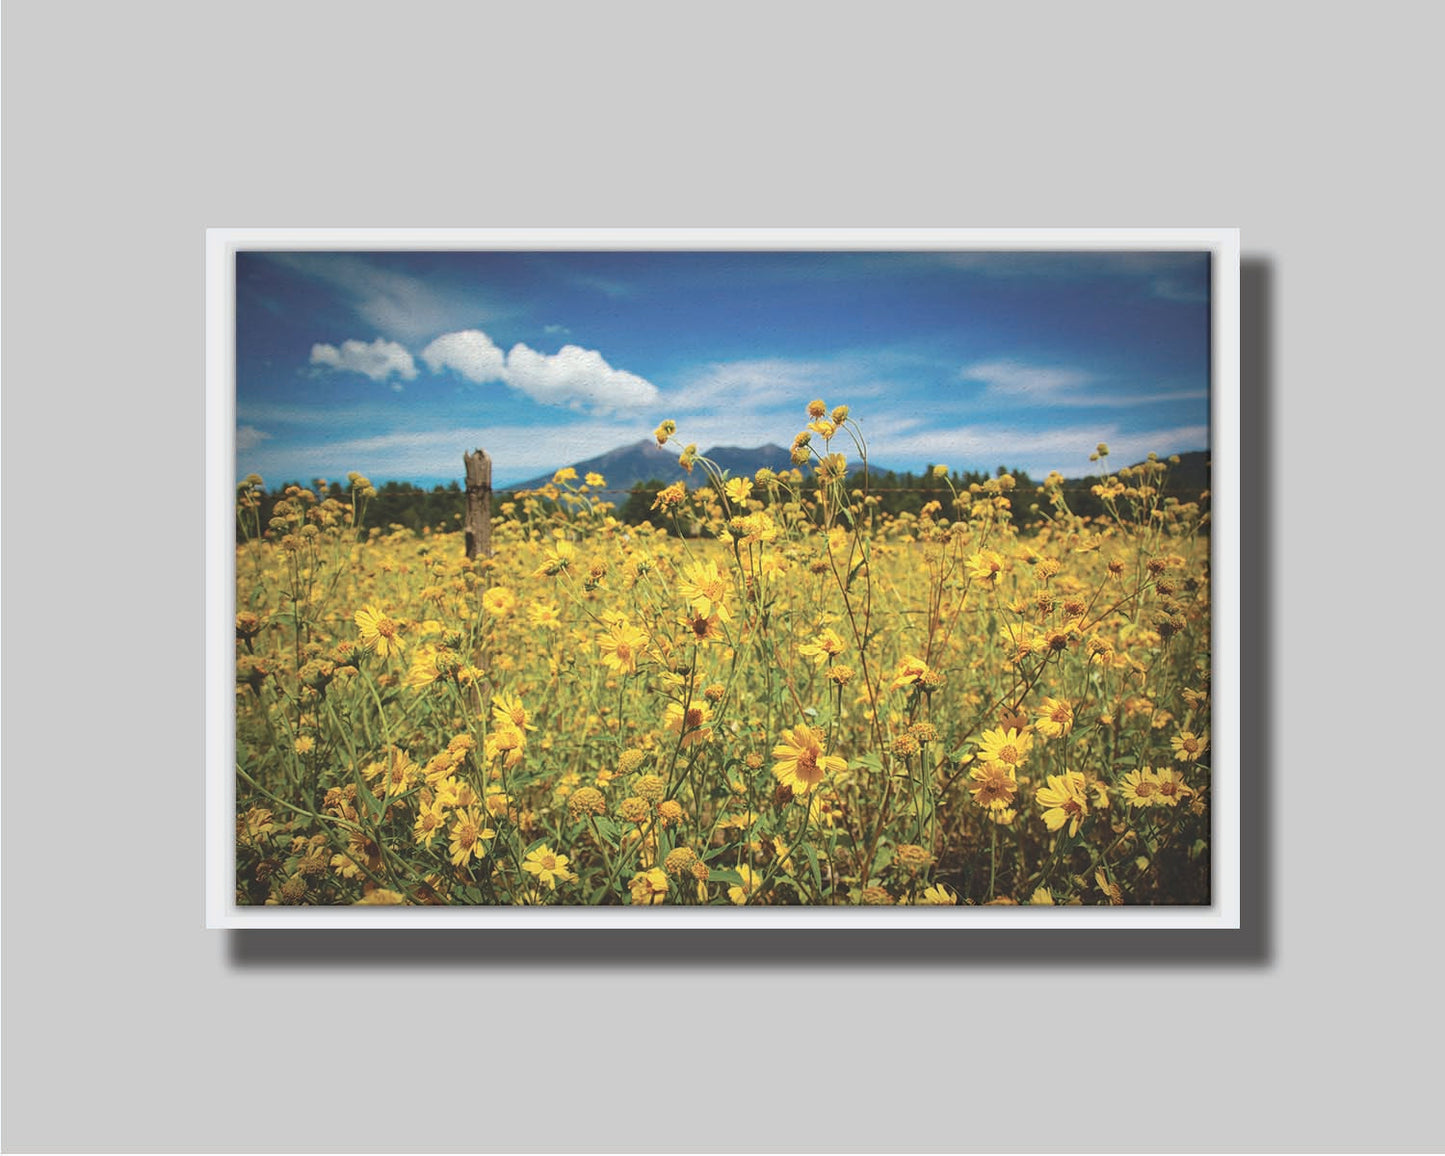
238 460 1210 543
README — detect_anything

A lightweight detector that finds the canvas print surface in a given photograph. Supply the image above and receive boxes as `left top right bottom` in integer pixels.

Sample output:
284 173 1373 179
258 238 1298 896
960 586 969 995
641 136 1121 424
231 247 1214 908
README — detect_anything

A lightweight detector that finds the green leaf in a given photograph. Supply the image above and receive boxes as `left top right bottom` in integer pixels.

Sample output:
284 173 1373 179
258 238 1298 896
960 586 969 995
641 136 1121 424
354 774 386 825
871 844 894 877
799 841 824 895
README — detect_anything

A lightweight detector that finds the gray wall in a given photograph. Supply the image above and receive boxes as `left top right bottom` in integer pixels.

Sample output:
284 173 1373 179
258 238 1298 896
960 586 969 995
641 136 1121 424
4 2 1440 1151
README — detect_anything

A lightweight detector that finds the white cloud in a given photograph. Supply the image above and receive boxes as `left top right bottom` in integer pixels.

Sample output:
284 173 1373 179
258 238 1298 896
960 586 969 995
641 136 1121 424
417 328 659 413
502 342 658 412
962 359 1094 397
420 329 507 383
503 343 655 411
310 338 418 383
236 425 271 451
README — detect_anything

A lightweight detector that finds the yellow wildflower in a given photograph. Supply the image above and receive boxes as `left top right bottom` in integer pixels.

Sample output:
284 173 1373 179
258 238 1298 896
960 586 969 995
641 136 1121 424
771 724 846 796
448 807 495 866
728 865 761 905
1036 772 1090 836
597 615 649 676
354 605 404 659
798 627 846 665
523 845 576 890
1171 730 1209 762
481 587 517 618
629 867 669 905
725 476 753 504
1034 696 1074 740
976 727 1033 770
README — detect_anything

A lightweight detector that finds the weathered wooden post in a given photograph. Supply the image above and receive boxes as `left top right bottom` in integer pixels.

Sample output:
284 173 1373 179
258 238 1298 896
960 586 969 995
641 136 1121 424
464 448 492 559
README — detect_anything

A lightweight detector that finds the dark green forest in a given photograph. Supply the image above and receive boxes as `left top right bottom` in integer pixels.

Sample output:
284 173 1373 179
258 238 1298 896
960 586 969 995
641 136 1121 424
238 453 1208 543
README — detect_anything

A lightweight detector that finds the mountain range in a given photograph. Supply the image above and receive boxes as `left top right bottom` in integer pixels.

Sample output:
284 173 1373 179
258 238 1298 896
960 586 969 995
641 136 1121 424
505 439 801 495
503 438 1210 498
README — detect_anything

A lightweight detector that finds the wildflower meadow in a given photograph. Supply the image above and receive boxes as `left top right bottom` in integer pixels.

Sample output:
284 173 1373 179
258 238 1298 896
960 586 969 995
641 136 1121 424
234 404 1211 907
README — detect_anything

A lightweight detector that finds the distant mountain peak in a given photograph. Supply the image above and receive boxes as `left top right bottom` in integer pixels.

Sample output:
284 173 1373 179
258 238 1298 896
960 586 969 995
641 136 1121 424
504 439 797 494
705 442 789 454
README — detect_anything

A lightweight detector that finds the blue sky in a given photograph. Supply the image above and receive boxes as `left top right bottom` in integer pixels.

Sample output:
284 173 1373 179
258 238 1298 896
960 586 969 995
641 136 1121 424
235 249 1210 488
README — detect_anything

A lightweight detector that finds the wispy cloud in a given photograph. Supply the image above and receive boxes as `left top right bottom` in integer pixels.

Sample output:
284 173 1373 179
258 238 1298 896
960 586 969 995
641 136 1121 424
240 421 654 485
1149 277 1209 303
310 338 418 383
870 422 1209 478
263 253 505 342
960 359 1206 408
669 358 838 413
567 272 631 299
236 399 401 427
236 425 271 452
927 250 1199 276
962 359 1094 398
663 352 911 418
1077 389 1209 408
905 251 1210 303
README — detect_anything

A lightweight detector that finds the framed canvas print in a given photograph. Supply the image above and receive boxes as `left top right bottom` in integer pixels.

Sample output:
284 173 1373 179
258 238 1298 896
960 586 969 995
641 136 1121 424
206 228 1239 928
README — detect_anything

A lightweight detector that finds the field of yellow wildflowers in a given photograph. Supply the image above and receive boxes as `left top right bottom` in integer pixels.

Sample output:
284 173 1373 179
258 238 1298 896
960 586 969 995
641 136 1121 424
234 403 1211 907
